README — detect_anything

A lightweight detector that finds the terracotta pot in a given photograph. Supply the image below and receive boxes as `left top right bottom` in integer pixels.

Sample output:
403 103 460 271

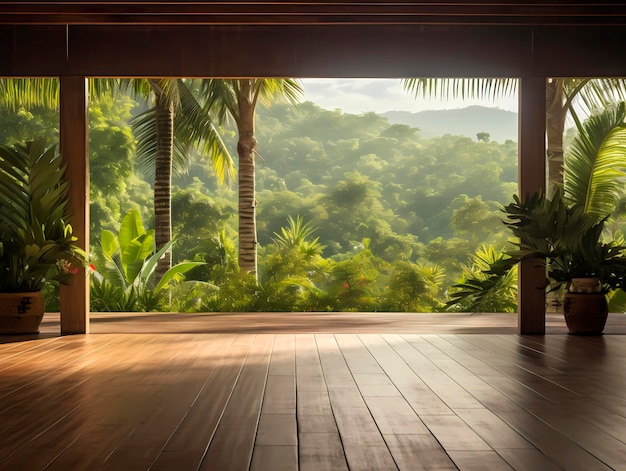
563 292 608 335
0 292 45 334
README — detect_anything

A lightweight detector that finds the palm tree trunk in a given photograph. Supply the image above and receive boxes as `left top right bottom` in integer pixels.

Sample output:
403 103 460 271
546 79 567 195
153 89 174 282
236 82 258 279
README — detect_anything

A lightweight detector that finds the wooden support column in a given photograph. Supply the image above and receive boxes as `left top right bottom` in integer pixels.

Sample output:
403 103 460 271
59 76 89 334
518 76 547 334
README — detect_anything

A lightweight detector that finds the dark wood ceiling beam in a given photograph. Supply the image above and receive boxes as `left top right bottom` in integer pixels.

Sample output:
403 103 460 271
1 2 626 25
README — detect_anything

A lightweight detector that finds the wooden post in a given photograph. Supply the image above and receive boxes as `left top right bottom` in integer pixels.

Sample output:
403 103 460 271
518 76 547 334
59 76 90 334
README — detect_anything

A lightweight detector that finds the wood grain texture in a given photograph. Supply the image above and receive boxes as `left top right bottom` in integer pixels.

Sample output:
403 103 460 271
59 76 89 335
0 327 623 470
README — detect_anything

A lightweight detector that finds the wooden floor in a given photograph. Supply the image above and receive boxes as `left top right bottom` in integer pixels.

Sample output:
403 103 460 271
0 313 625 470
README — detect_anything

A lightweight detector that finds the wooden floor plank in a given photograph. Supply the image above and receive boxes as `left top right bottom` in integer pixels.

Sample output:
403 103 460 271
102 334 239 470
296 333 326 390
419 414 492 452
316 334 397 470
299 432 348 471
383 434 456 471
363 396 430 435
495 448 564 471
524 406 626 470
453 407 534 450
1 315 625 471
420 335 614 470
447 450 514 470
385 333 484 409
198 334 274 471
268 333 296 376
359 334 453 415
250 445 298 471
492 408 613 470
334 333 385 374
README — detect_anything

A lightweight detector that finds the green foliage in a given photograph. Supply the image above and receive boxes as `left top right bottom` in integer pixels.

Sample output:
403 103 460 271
272 215 325 256
0 84 528 312
0 107 58 146
171 188 236 268
91 209 204 311
320 242 384 312
382 260 446 312
130 78 235 183
502 189 626 292
0 139 85 292
446 245 518 313
88 93 153 239
564 102 626 218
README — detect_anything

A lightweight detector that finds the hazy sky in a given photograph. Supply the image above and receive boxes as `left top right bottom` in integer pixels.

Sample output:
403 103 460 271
300 78 519 114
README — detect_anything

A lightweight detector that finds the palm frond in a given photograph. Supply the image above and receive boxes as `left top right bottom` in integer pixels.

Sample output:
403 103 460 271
200 79 240 126
565 78 626 115
131 106 187 178
131 80 235 183
255 78 304 105
402 78 517 102
564 102 626 219
273 215 325 256
176 79 235 184
0 78 59 110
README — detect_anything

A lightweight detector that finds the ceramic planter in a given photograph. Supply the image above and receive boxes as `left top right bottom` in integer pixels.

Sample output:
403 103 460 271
0 292 45 334
563 278 608 335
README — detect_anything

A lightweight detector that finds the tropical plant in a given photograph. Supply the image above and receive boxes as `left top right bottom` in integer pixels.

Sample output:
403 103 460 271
403 78 626 192
0 77 235 282
90 209 204 311
447 245 518 312
254 216 328 311
199 79 304 280
499 189 626 292
562 102 626 218
0 139 85 292
272 215 325 256
450 103 626 310
126 78 235 281
382 259 446 312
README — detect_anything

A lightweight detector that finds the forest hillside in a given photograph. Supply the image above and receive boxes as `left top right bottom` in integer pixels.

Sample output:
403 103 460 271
0 93 520 312
382 105 518 143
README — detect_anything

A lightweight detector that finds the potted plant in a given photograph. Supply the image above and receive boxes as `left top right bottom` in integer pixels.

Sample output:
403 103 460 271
0 139 85 334
498 189 626 334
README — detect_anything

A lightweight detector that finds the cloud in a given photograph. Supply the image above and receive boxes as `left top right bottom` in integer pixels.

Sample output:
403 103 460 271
300 78 518 114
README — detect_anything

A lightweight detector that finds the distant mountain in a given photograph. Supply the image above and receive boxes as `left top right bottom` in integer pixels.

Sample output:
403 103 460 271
382 105 518 143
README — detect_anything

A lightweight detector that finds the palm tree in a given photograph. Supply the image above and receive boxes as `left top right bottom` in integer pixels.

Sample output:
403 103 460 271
127 78 235 281
403 78 626 193
1 77 236 282
199 79 303 280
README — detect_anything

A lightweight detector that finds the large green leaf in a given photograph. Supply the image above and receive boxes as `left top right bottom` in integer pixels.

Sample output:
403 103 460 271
100 230 119 258
154 261 205 293
137 238 175 289
117 209 146 254
122 233 155 284
564 102 626 219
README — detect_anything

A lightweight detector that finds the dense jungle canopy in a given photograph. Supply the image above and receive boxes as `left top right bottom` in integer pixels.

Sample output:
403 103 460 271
0 83 553 312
